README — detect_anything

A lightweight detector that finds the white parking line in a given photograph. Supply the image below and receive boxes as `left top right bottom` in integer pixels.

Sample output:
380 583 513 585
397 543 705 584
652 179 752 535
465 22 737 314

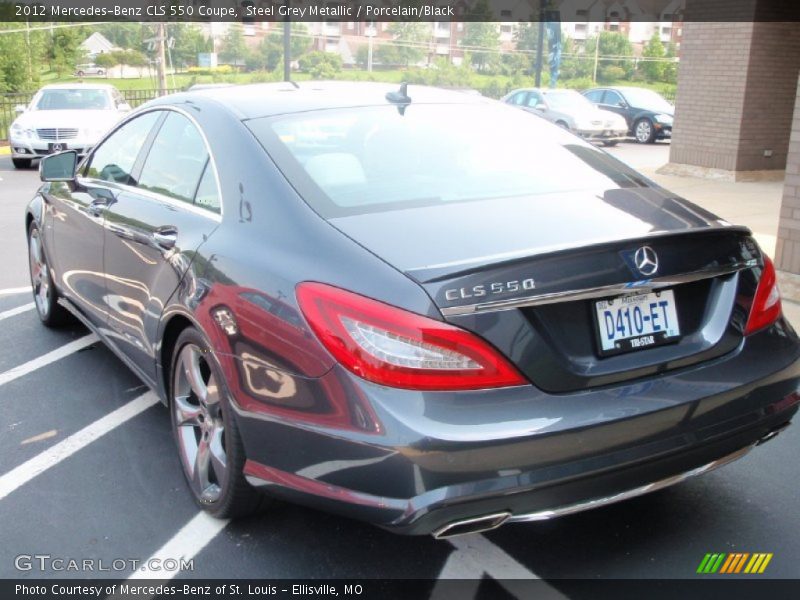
431 534 566 599
0 333 98 388
0 302 35 322
128 511 230 580
0 286 31 297
0 391 159 501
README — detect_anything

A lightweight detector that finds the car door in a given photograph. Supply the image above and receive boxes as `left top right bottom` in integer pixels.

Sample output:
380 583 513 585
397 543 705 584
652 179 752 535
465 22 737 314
102 110 221 383
47 111 161 329
601 90 633 128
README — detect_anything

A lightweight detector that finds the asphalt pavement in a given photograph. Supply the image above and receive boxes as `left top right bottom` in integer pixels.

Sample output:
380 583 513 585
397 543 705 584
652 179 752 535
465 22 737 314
1 145 798 593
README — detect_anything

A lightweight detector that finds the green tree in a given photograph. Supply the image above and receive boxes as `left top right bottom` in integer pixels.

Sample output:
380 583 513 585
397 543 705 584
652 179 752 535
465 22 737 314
170 24 212 69
218 26 247 67
641 32 666 82
49 28 86 78
246 24 312 72
558 35 592 81
586 31 634 79
663 42 678 84
386 22 428 68
0 24 38 91
463 1 500 72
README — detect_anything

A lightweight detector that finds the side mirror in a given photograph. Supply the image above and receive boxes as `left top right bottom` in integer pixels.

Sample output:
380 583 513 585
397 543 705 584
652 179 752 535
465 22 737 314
14 104 26 114
616 101 627 108
117 102 132 112
40 151 78 182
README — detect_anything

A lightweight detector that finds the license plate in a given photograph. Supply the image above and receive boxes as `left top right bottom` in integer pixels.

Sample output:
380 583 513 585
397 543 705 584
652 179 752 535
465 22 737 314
594 290 680 355
48 142 68 153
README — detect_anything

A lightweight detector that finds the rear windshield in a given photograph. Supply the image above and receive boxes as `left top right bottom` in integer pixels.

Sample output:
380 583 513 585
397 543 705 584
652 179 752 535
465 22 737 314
246 103 649 218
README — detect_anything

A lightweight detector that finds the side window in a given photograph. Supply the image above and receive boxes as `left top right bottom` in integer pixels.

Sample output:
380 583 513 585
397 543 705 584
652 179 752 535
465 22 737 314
584 90 603 103
525 92 543 108
84 112 160 184
139 113 209 204
194 162 221 214
508 92 526 106
604 91 623 106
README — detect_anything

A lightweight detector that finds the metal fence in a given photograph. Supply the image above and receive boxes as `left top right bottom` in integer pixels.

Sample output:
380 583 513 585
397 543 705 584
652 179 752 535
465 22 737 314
1 88 182 142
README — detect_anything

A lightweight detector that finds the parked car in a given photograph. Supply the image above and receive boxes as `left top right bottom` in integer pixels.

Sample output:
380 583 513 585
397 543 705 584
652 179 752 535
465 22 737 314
583 86 674 143
26 82 798 538
9 83 131 169
502 88 628 146
74 63 106 77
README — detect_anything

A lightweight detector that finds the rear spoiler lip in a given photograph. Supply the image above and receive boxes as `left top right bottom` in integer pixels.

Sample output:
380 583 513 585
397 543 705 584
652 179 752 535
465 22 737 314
406 224 753 285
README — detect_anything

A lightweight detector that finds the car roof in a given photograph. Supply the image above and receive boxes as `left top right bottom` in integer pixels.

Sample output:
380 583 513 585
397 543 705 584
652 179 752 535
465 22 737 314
154 81 490 120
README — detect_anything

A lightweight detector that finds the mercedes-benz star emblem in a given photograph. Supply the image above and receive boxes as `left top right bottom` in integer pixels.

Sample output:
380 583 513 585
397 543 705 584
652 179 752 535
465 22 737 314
634 246 659 277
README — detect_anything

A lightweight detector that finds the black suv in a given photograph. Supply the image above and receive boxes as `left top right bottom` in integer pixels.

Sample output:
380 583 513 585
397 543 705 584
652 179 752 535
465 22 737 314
583 86 674 143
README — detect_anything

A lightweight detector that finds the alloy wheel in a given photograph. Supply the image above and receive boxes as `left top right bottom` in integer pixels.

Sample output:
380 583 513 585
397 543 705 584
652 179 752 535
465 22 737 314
635 120 653 143
28 227 51 319
172 343 228 504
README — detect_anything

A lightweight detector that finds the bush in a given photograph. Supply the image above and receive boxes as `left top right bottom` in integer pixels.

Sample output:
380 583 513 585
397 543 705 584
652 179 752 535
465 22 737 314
560 77 595 91
186 65 235 76
298 51 342 79
599 65 626 83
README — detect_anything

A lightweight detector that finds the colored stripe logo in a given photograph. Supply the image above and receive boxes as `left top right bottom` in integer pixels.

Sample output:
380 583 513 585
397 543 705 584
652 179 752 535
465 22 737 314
697 553 773 574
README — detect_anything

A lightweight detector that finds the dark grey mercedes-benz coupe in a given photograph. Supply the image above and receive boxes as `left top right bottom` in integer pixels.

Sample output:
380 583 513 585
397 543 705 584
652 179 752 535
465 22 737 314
25 82 799 538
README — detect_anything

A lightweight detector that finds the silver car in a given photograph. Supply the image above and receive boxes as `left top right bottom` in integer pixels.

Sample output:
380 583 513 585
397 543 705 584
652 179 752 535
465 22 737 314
503 88 628 146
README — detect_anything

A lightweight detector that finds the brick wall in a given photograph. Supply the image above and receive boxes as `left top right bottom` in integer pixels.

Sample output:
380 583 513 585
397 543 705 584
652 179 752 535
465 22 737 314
669 11 800 174
775 76 800 273
669 22 756 172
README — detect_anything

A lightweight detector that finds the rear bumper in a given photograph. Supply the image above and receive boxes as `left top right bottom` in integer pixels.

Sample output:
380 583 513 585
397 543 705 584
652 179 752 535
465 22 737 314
229 323 800 536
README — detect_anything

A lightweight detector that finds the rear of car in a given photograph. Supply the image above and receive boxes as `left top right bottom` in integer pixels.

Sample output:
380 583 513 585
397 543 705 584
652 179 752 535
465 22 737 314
234 95 800 535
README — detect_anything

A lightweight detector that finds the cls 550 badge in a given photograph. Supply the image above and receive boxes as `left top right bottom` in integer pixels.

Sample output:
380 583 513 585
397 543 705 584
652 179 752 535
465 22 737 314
445 278 536 302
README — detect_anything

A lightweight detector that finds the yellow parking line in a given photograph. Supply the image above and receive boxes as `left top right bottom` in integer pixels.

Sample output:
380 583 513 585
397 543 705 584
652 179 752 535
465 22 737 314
0 146 10 156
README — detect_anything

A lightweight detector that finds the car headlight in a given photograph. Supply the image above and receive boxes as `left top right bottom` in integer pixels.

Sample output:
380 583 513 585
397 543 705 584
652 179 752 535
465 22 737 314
10 123 26 138
654 114 673 125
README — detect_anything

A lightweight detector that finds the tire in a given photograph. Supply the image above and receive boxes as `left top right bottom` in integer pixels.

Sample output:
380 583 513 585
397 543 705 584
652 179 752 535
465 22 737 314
12 158 32 169
27 221 69 327
170 327 268 519
602 140 619 147
97 69 105 76
634 118 656 143
76 71 84 77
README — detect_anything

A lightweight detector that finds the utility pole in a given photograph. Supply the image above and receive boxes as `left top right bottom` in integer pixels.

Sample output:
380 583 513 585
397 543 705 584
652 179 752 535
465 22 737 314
366 22 375 73
283 20 291 81
156 23 168 96
534 0 545 87
592 29 600 83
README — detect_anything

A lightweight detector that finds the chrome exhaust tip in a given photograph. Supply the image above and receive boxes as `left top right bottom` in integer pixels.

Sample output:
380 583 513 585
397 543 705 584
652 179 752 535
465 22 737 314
432 511 512 539
756 421 791 446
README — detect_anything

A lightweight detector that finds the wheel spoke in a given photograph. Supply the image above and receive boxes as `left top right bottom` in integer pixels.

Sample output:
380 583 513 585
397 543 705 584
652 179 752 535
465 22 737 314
193 437 211 495
180 345 207 403
174 394 202 426
208 424 227 482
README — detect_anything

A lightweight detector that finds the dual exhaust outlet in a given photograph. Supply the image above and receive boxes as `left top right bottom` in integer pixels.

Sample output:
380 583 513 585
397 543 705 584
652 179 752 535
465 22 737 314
433 421 791 539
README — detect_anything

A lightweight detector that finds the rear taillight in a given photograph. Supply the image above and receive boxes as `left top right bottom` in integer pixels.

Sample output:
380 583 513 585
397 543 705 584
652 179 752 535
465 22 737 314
296 282 526 391
745 255 782 335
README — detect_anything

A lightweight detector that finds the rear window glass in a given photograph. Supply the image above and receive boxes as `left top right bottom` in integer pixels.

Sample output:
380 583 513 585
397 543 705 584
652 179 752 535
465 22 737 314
246 103 647 218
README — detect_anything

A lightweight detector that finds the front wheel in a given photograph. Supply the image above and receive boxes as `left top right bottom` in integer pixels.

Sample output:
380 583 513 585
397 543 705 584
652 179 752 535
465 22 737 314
602 140 619 147
634 118 656 143
170 327 267 518
12 158 32 169
28 222 68 326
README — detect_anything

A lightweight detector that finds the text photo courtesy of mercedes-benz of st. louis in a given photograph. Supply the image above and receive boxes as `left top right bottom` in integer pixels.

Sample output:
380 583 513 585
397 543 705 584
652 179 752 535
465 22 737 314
24 82 799 538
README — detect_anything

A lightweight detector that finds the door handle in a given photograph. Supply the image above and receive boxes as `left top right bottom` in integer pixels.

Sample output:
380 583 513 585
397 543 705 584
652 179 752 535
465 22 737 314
152 227 178 249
